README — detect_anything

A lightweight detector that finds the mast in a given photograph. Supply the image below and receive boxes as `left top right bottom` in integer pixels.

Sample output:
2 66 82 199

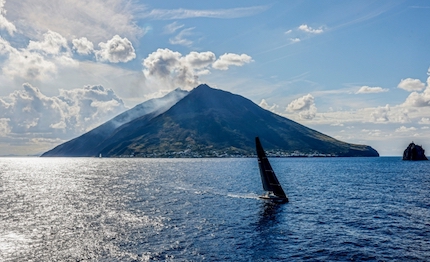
255 137 287 199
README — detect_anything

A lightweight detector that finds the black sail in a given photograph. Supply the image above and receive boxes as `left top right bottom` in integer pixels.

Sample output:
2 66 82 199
255 137 287 199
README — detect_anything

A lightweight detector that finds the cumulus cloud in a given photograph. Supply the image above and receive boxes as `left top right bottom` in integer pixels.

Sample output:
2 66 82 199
370 104 390 122
287 94 317 119
361 129 383 137
398 78 426 92
143 48 185 87
283 24 325 44
72 37 94 55
0 36 12 54
183 51 216 68
0 0 16 35
395 126 417 133
290 38 301 43
0 31 77 81
28 30 70 55
394 109 411 123
287 94 314 111
212 53 253 70
356 86 389 94
0 118 11 135
399 70 430 108
0 83 126 138
259 99 278 111
143 48 251 89
5 50 58 81
95 35 136 63
419 117 430 125
298 24 324 34
403 90 430 107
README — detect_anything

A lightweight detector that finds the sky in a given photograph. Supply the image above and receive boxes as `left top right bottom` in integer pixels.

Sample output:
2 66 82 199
0 0 429 156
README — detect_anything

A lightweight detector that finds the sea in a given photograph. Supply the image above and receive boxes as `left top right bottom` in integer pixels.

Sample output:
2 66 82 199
0 157 429 261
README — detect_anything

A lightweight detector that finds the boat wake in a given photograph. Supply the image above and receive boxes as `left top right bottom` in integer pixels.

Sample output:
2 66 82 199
226 193 260 200
172 183 259 200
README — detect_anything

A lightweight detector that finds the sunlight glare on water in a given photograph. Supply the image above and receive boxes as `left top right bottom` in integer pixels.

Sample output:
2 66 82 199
0 157 429 261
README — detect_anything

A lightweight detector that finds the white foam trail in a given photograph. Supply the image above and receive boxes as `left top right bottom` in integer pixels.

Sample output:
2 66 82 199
226 193 260 200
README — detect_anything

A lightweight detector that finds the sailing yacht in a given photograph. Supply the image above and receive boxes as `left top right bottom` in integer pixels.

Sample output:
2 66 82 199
255 137 288 203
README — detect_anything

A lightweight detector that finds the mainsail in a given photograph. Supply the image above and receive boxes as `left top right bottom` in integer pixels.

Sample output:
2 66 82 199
255 137 288 200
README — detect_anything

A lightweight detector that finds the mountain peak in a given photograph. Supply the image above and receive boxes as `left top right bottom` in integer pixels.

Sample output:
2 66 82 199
42 84 379 158
195 83 211 89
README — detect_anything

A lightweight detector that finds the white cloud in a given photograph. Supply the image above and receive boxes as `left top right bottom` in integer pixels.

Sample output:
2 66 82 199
290 38 301 43
398 71 430 107
287 94 317 119
169 27 194 46
356 86 389 94
143 5 270 20
419 117 430 125
95 35 136 63
0 0 16 35
285 29 292 34
287 94 314 111
183 51 216 69
212 53 253 70
143 48 206 89
395 126 417 133
0 118 11 136
28 30 70 55
3 48 58 81
259 99 278 111
398 78 425 92
143 48 251 90
298 24 324 34
394 109 411 123
163 21 184 34
6 0 142 43
0 31 77 81
0 36 13 54
402 89 430 107
0 83 126 138
143 48 183 86
361 129 383 137
427 68 430 86
72 37 94 55
370 104 390 122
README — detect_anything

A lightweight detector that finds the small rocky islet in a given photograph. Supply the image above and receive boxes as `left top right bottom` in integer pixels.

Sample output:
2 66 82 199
403 142 428 160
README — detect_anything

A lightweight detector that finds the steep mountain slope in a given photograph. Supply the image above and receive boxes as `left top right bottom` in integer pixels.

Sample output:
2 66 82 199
95 84 378 157
41 88 188 156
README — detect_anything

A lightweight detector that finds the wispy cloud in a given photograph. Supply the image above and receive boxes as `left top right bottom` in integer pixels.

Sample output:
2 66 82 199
163 21 184 34
7 0 142 43
142 5 270 20
169 27 195 46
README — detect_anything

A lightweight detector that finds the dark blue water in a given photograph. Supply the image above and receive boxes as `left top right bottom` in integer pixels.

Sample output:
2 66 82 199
1 157 429 261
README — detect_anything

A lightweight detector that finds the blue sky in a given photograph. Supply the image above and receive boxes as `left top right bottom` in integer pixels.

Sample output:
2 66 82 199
0 0 429 156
